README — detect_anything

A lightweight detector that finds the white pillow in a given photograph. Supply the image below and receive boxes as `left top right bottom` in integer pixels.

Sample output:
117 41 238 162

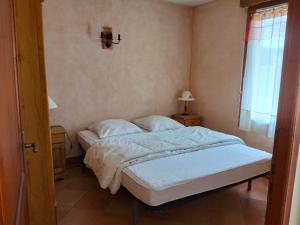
88 119 143 138
132 115 184 132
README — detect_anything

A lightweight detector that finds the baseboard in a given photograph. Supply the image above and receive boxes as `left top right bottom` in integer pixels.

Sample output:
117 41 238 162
66 156 82 169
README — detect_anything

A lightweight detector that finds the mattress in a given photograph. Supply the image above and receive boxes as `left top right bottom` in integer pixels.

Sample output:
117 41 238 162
78 130 272 206
78 130 99 151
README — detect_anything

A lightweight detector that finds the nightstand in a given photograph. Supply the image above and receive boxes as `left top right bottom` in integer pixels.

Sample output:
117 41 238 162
51 125 66 180
172 114 203 127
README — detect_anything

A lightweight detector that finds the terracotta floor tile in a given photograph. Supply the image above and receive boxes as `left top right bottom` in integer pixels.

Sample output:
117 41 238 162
244 213 265 225
140 207 182 223
56 205 73 222
236 179 269 202
74 191 112 210
64 177 100 192
56 189 86 207
104 193 133 217
139 216 186 225
166 204 210 225
68 167 95 178
94 213 131 225
209 209 245 225
58 208 103 225
242 198 267 217
55 177 73 192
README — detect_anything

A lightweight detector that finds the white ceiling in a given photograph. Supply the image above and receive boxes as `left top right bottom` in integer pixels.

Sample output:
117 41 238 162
162 0 214 6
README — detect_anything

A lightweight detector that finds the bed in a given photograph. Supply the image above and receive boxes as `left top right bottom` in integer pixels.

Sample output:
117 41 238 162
78 124 272 225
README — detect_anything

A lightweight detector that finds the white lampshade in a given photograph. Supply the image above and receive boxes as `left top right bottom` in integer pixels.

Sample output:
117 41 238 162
48 96 58 110
178 91 195 101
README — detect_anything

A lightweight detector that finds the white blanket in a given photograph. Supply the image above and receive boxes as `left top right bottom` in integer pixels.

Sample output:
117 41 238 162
84 126 244 194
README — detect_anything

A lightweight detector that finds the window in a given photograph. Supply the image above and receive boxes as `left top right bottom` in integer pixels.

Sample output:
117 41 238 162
239 4 288 138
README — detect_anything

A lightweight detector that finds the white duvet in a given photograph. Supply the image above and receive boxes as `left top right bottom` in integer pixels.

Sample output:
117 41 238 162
84 126 244 194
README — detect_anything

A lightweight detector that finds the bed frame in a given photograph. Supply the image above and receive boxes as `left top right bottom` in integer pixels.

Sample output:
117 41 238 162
130 172 269 225
79 144 269 225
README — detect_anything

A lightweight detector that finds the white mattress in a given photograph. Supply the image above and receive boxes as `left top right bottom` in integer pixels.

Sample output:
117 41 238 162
78 130 99 151
78 130 272 206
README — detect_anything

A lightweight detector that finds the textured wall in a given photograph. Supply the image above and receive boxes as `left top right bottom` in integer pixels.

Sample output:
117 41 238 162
190 0 274 151
43 0 193 157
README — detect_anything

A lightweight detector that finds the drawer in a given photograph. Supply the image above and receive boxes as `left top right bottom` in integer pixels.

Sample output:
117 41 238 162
51 133 65 144
185 118 202 126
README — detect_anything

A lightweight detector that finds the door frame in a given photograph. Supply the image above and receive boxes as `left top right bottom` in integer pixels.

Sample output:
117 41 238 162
265 0 300 224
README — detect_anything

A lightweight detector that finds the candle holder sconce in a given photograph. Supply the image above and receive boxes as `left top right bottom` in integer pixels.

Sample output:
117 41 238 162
100 27 121 49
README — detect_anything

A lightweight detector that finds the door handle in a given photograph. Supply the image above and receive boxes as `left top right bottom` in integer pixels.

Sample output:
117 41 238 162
23 143 38 153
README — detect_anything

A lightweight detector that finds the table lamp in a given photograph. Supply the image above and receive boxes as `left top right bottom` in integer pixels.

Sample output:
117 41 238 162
48 96 58 110
178 91 195 115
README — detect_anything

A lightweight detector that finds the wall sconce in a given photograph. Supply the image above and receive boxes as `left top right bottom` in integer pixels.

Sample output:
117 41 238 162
100 27 121 49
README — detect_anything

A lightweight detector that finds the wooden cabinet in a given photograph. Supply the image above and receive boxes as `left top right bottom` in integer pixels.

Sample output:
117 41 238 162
51 126 66 180
172 114 203 127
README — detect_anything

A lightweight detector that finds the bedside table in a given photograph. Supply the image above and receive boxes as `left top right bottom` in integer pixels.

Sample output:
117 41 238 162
51 125 66 180
172 114 203 127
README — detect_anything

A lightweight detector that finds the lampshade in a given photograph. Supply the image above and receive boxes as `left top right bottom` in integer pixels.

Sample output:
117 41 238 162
178 91 195 101
48 96 58 110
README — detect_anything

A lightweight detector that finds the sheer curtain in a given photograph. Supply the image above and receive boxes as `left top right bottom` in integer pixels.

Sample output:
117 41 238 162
239 5 288 138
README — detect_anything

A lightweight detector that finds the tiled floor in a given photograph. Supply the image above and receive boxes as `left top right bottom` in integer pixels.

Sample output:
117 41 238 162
56 167 269 225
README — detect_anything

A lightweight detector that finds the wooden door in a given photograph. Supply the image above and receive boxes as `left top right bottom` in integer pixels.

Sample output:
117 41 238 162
265 0 300 224
1 0 56 225
14 0 56 225
0 0 29 225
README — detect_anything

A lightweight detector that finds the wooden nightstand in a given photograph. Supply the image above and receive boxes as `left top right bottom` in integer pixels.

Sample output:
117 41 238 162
172 114 203 127
51 126 66 180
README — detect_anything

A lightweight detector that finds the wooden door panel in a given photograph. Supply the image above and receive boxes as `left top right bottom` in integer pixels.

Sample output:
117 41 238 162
14 0 56 224
0 0 28 224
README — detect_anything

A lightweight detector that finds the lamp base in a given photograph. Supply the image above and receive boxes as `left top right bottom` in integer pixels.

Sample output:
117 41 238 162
181 113 189 116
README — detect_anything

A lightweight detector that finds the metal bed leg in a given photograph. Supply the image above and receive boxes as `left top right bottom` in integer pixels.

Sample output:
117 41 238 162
247 180 252 192
80 154 86 173
79 144 87 174
132 198 139 225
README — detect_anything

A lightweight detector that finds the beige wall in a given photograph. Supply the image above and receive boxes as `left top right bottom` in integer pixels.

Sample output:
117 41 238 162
43 0 193 156
290 150 300 225
190 0 274 151
44 0 275 157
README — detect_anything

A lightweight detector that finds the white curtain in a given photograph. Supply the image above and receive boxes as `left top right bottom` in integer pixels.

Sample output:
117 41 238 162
239 5 288 138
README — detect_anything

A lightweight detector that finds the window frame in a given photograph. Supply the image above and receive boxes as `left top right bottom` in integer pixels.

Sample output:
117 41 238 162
238 0 289 128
